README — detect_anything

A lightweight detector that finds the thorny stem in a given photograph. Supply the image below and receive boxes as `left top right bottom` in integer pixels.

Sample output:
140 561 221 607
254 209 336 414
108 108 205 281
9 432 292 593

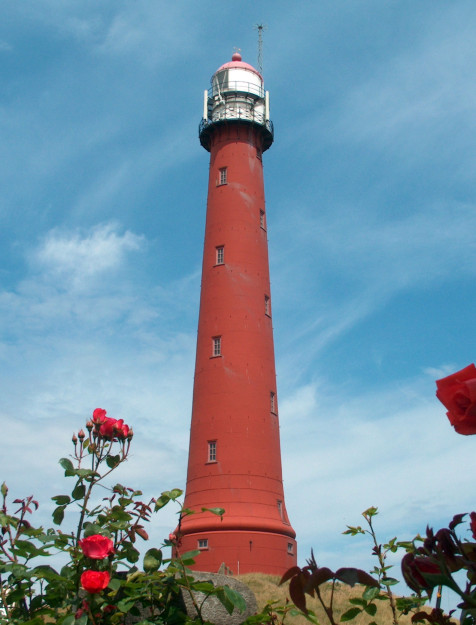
315 585 338 625
0 575 12 621
174 553 206 625
366 514 398 625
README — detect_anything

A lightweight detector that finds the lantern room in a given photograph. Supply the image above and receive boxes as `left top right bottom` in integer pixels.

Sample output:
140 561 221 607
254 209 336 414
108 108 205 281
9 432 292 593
199 52 274 152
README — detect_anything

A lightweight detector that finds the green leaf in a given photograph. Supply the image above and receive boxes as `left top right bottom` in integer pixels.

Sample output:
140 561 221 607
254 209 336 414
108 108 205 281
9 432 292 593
52 505 65 525
364 603 377 616
216 588 234 614
83 522 103 536
222 585 246 613
108 577 122 591
349 598 367 607
381 576 399 586
51 495 71 505
335 568 379 588
74 468 98 478
61 616 75 625
59 458 74 473
362 586 380 601
342 526 364 536
341 607 362 621
72 483 86 500
202 507 225 517
143 548 163 573
106 454 121 469
117 598 137 612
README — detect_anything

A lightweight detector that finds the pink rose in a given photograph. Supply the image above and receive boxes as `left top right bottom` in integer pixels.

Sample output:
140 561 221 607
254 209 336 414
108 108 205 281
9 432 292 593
80 570 110 594
79 534 114 559
436 364 476 435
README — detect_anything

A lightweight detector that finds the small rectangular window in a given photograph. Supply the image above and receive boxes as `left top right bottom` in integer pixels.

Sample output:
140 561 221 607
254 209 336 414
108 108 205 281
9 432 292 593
208 441 216 462
216 246 224 265
219 167 227 185
270 391 276 414
198 538 209 550
287 543 294 555
213 336 221 357
260 210 266 230
264 295 271 316
277 500 283 520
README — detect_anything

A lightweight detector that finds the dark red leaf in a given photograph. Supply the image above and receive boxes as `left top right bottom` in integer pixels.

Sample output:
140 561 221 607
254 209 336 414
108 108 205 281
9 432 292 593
289 574 308 613
279 566 302 585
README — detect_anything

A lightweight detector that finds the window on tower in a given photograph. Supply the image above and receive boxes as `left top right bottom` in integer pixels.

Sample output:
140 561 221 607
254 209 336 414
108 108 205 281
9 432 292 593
277 500 283 520
198 538 209 550
260 210 266 230
212 336 221 357
216 246 224 265
264 295 271 316
287 543 294 555
218 167 227 185
270 391 277 414
207 441 217 463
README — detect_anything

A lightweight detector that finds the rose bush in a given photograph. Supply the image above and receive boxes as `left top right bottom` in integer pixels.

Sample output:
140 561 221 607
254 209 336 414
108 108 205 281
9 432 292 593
0 409 242 624
436 364 476 435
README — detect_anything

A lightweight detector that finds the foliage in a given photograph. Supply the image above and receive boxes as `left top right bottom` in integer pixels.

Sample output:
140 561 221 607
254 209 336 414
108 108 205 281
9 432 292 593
0 409 243 624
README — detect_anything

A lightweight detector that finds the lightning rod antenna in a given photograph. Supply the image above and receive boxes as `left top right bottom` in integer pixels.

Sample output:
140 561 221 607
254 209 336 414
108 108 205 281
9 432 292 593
254 23 267 75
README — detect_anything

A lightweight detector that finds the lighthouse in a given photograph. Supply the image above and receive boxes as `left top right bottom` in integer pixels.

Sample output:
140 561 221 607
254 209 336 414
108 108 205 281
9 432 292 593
177 52 297 576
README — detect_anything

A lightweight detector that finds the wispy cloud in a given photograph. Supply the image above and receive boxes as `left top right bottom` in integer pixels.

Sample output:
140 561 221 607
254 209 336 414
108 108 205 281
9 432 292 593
32 223 143 290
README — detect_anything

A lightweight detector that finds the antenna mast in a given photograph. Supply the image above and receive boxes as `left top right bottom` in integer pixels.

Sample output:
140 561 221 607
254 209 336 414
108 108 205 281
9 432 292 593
254 23 267 75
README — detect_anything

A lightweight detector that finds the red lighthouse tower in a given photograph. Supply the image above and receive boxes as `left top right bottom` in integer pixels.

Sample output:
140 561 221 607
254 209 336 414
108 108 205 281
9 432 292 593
177 52 296 576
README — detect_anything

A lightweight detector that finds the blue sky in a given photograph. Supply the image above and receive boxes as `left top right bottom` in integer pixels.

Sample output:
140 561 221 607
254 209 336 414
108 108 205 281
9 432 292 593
2 0 476 610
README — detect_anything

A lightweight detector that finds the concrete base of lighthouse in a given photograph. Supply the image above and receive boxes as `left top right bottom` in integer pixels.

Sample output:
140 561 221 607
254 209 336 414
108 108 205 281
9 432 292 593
176 530 297 576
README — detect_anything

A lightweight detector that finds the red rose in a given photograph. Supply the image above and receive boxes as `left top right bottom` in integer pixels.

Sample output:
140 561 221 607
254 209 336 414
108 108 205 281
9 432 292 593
99 417 118 439
470 512 476 541
114 419 129 439
79 534 114 559
436 364 476 435
92 408 107 424
80 570 110 594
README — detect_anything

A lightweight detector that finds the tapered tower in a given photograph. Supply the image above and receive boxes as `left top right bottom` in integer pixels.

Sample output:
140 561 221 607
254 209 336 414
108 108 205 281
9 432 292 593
177 52 296 575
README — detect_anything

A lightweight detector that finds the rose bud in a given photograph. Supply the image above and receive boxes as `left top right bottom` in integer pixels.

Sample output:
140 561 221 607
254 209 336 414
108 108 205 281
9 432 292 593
169 533 177 542
86 420 93 431
401 553 441 593
72 433 78 444
78 429 85 440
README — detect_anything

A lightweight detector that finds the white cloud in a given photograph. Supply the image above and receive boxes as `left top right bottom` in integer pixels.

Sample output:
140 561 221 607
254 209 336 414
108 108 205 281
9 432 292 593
32 223 143 291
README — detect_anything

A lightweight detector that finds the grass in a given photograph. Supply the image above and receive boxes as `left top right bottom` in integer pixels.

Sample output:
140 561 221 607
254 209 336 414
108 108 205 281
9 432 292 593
239 573 455 625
